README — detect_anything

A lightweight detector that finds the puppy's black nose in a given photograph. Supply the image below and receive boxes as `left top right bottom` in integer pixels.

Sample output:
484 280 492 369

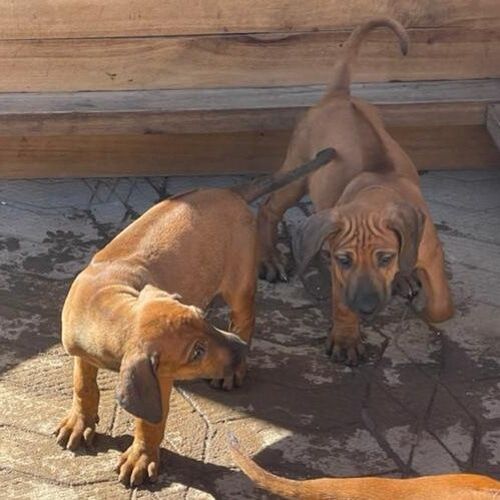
356 294 380 316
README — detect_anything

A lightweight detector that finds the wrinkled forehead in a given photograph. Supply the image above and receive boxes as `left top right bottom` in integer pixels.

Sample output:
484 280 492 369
335 213 399 250
137 302 207 340
141 316 209 363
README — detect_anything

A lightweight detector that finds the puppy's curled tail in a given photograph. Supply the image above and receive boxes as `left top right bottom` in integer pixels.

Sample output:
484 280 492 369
229 433 304 499
232 147 335 204
328 17 409 95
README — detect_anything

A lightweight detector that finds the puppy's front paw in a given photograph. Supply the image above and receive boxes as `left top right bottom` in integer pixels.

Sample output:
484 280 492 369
55 410 98 451
259 251 289 283
326 328 366 366
116 442 160 487
210 359 247 391
392 272 421 301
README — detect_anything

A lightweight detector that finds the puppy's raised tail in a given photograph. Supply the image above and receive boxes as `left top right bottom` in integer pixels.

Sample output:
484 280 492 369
328 17 409 95
232 147 335 204
229 433 306 499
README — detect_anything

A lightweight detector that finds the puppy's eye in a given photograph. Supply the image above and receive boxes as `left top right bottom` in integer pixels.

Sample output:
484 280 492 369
377 253 395 267
190 343 206 362
335 254 352 269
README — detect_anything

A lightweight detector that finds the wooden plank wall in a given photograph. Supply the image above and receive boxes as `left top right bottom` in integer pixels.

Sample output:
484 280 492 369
3 0 499 39
1 126 498 178
0 0 498 176
0 29 498 92
0 1 498 92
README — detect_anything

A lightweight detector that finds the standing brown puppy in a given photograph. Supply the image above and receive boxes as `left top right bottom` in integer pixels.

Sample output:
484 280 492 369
258 18 453 365
55 149 334 486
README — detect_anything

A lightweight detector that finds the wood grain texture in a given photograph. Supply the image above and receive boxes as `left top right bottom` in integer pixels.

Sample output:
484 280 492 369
1 0 498 39
0 28 497 92
0 131 289 178
0 80 496 136
391 125 500 170
0 126 497 178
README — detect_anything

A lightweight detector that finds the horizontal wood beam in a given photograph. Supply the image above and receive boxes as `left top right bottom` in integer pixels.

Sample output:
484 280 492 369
0 28 497 92
0 126 498 179
0 80 496 136
1 0 498 39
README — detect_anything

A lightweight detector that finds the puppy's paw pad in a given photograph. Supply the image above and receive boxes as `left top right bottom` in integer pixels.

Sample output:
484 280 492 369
55 411 98 451
209 359 247 391
259 253 289 283
117 444 159 487
327 334 366 366
209 372 245 391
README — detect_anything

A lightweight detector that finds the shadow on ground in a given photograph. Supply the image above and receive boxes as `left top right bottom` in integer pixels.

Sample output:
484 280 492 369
0 171 499 498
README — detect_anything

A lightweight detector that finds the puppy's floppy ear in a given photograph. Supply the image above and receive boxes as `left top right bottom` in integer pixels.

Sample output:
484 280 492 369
292 209 342 275
385 202 426 275
116 349 163 424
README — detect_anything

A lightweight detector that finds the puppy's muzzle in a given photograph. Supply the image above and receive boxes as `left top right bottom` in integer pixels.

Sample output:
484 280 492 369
347 275 385 318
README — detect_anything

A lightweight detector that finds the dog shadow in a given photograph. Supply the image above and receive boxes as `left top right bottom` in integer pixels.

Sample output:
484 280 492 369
88 430 322 499
84 430 276 498
88 427 401 499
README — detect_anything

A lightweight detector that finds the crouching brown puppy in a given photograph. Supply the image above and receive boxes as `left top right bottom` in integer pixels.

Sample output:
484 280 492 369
258 18 453 365
230 434 500 499
55 148 334 486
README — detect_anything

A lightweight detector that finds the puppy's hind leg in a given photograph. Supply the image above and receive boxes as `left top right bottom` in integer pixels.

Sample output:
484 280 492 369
213 231 257 391
219 284 256 391
416 240 454 323
258 177 307 283
224 245 257 346
55 357 100 450
226 279 256 344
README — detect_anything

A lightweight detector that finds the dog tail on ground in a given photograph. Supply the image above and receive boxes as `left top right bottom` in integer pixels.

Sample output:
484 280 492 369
229 433 500 500
328 17 409 95
232 147 335 203
228 433 308 498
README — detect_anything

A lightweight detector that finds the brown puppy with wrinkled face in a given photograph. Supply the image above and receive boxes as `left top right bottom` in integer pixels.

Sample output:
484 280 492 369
258 18 453 365
55 149 334 486
229 434 500 500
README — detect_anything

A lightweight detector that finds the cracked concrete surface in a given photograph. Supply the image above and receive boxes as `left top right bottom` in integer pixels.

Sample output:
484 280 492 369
0 170 499 499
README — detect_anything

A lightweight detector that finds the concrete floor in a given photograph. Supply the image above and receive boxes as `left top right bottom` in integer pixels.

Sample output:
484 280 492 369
0 170 499 499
